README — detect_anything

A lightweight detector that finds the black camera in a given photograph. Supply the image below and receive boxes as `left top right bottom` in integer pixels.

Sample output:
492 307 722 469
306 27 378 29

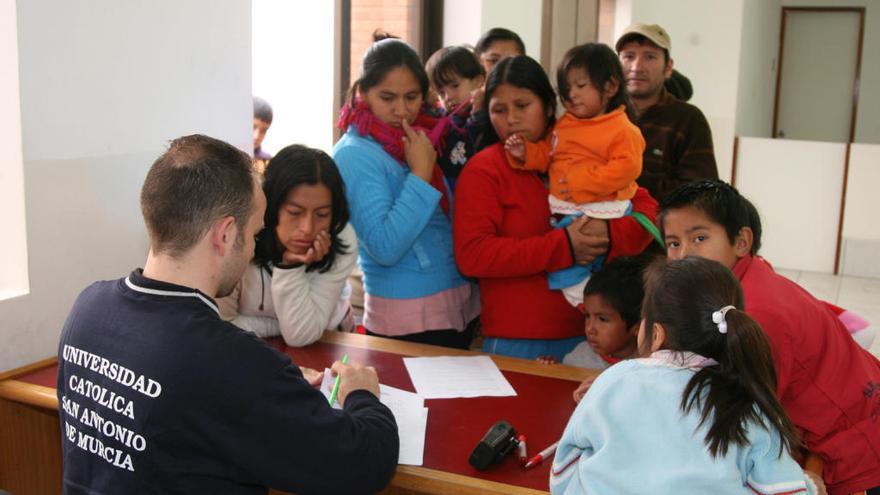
468 420 518 470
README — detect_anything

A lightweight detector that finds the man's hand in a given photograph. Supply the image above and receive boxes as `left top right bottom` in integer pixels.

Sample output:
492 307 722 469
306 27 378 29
330 359 381 406
536 355 558 365
299 366 324 387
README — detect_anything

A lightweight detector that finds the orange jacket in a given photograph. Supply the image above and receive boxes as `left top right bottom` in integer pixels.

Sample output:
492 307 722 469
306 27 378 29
507 106 644 204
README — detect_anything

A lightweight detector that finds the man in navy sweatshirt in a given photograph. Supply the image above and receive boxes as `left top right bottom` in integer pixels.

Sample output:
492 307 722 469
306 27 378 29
57 134 398 495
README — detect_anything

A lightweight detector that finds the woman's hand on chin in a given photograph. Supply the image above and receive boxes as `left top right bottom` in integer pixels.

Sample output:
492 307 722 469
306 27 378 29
282 231 332 266
401 120 437 183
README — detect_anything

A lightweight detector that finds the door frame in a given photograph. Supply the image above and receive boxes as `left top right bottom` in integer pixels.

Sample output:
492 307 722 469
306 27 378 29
771 7 865 143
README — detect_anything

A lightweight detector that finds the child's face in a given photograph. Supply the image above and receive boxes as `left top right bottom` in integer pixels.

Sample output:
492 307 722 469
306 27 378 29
661 206 741 269
583 294 638 358
564 67 616 120
435 75 484 111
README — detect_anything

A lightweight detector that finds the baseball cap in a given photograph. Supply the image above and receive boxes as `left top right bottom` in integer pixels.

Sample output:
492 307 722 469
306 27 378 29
616 23 671 52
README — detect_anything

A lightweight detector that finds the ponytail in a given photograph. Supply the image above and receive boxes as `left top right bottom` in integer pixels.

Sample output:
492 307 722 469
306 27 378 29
680 308 801 457
643 257 801 458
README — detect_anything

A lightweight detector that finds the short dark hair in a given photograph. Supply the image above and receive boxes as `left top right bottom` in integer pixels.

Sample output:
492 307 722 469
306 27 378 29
584 256 646 328
349 38 429 105
140 135 255 257
641 256 801 458
425 46 485 89
483 56 556 145
557 42 635 121
475 27 526 56
253 97 273 124
658 180 762 255
255 145 350 273
616 33 670 63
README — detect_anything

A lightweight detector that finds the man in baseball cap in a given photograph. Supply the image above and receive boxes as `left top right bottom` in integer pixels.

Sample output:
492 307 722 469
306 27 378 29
616 23 717 202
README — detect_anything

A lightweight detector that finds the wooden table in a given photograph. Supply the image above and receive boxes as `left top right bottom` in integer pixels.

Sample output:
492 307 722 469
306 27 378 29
0 332 596 495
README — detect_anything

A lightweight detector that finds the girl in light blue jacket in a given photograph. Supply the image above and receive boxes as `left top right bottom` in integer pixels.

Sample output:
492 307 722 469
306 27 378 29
551 257 821 495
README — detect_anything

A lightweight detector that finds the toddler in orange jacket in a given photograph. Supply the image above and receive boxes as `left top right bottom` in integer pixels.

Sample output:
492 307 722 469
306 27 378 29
506 43 644 306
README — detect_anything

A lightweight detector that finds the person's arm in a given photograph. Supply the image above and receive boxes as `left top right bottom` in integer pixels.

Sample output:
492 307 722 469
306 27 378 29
231 314 281 337
505 134 553 173
606 186 659 262
737 422 818 495
231 362 399 495
566 129 643 200
453 157 574 278
271 227 359 347
662 108 718 193
334 145 440 266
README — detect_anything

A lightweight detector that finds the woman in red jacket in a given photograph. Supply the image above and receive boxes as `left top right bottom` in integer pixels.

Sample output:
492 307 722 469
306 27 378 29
453 55 658 360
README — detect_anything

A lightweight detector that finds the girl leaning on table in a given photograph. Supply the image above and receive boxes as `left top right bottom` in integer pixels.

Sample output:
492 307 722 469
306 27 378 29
551 257 825 495
219 145 358 348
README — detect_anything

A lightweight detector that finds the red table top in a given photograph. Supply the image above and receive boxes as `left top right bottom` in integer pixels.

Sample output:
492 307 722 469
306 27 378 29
14 338 581 492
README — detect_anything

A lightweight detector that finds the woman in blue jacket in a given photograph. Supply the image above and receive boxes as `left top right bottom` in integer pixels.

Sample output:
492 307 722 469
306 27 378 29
332 37 479 349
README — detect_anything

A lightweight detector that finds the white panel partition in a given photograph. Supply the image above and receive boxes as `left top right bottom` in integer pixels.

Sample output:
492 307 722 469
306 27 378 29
735 137 846 273
840 143 880 278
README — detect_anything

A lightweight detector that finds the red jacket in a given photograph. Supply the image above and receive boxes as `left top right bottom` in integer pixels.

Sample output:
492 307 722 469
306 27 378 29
734 255 880 494
453 144 657 340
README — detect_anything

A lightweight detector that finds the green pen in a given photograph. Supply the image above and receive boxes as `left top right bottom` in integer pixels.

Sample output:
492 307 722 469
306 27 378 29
327 354 349 406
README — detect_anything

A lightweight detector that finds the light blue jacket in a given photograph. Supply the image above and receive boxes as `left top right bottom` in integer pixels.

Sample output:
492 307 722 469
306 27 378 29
332 129 468 299
551 357 815 495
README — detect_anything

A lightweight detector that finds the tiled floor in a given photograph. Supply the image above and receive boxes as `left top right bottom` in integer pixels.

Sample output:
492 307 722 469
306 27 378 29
776 268 880 360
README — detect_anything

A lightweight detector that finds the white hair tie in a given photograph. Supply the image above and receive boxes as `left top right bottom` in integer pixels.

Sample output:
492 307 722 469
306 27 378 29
712 305 736 334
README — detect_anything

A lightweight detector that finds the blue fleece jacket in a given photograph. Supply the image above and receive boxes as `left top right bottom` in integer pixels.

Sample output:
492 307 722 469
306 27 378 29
332 128 468 299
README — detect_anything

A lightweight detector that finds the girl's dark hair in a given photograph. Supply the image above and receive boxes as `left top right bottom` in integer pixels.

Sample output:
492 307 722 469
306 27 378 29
641 257 801 458
475 27 526 56
348 37 429 106
483 55 556 146
557 43 636 121
659 180 762 255
254 145 350 273
583 256 646 328
425 45 485 89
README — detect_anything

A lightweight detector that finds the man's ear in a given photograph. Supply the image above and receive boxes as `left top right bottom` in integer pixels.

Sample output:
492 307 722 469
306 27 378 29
210 216 237 256
663 57 674 80
734 226 754 257
650 322 667 353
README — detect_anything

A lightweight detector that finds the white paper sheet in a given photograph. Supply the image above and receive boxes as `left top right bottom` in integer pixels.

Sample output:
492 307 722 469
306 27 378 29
319 374 428 465
402 355 517 399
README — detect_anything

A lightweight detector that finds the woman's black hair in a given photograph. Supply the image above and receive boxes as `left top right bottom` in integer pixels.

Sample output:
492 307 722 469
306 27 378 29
254 145 350 273
483 55 557 146
475 27 526 57
557 42 636 122
348 37 429 106
658 180 762 255
641 256 801 458
425 45 485 89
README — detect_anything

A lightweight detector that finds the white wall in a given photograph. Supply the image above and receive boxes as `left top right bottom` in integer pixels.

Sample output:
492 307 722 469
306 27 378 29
840 143 880 278
618 0 744 182
735 0 780 138
0 0 28 301
443 0 483 47
780 0 880 144
252 1 336 156
481 0 544 57
1 0 252 372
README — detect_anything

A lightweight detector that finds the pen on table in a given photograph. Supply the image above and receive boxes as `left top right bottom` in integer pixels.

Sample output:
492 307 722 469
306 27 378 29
524 440 559 469
327 354 349 405
517 434 528 465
